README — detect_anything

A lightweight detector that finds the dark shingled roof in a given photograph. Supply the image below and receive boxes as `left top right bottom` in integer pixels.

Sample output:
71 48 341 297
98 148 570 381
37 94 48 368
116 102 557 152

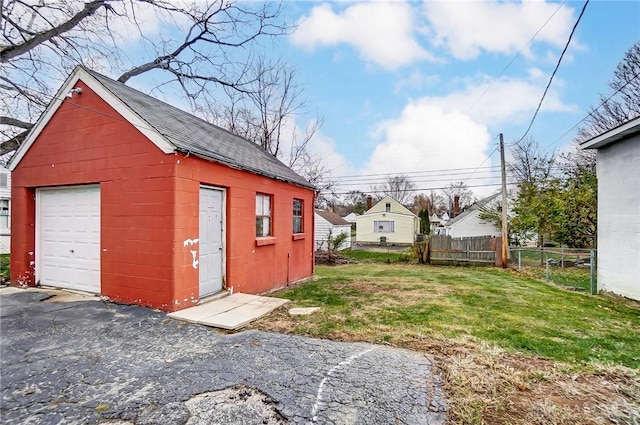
84 68 313 189
315 210 351 226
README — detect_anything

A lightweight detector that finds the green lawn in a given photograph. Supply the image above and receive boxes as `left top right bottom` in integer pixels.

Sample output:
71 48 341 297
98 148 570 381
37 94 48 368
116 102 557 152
341 249 413 263
277 263 640 369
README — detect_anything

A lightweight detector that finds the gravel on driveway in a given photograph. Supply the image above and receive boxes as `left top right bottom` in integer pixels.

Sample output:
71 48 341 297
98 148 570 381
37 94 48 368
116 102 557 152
1 290 447 424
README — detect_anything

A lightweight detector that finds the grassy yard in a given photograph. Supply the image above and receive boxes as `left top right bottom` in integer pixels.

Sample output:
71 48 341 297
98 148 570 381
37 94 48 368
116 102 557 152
251 259 640 424
0 253 9 282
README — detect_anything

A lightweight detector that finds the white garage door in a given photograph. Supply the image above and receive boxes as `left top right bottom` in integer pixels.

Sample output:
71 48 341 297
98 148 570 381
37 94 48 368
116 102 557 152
37 186 101 293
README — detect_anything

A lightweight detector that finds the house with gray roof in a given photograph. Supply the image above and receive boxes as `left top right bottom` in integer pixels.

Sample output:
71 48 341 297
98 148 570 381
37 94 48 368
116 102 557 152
8 66 315 312
442 193 501 238
315 210 352 251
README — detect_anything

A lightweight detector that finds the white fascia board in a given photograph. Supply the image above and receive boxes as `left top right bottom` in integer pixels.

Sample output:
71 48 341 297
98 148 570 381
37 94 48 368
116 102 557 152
9 67 175 171
580 116 640 150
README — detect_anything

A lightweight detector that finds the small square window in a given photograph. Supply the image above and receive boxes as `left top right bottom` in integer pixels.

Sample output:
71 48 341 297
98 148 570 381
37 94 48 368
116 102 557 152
293 199 303 233
385 203 391 212
0 199 9 229
256 193 272 237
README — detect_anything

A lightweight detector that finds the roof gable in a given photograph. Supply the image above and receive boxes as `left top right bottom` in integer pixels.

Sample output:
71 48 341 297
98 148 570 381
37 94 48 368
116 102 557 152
364 196 416 217
10 67 313 189
316 210 350 226
9 67 174 171
446 193 500 228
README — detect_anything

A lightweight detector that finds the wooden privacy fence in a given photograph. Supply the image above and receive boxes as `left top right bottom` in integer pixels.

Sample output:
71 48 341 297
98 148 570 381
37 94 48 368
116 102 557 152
428 235 503 266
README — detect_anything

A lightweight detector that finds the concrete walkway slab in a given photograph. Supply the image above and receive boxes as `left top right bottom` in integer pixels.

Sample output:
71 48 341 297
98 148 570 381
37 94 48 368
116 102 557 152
289 307 321 316
168 293 289 330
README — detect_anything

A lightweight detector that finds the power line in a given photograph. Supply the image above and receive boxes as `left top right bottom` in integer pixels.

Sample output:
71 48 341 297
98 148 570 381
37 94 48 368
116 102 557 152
409 0 570 172
514 0 590 146
463 0 569 116
326 170 502 185
330 165 501 179
461 144 500 187
335 175 503 188
547 70 640 149
323 182 516 197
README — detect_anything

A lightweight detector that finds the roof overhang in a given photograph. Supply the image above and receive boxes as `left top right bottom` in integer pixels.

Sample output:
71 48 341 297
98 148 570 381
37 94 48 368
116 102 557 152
580 116 640 150
8 66 175 171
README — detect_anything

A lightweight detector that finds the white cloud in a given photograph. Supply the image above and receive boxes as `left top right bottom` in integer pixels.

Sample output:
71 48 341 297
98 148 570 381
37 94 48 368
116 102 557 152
422 76 576 127
362 101 493 192
311 74 575 198
423 0 576 60
290 1 432 70
307 132 356 177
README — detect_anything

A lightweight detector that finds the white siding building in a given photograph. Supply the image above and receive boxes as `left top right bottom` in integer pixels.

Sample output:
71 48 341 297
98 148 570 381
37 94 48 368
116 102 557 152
581 117 640 301
444 193 501 239
315 210 352 251
0 165 10 254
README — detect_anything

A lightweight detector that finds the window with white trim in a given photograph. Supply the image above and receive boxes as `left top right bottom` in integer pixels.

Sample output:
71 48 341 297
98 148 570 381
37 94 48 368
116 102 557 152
0 199 9 229
292 199 303 233
385 203 391 212
374 220 394 233
256 193 272 237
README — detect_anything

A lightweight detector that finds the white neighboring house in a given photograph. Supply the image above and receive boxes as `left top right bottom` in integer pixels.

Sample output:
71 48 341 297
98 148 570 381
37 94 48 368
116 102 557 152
343 212 359 226
443 193 501 238
315 210 352 251
0 164 10 254
430 212 450 234
581 117 640 301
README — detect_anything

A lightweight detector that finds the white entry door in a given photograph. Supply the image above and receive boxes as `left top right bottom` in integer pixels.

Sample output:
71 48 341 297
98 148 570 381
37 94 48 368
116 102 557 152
199 187 224 297
37 186 101 293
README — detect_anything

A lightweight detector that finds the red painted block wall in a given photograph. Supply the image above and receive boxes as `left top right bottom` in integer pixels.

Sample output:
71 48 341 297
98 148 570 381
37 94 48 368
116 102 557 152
11 78 314 312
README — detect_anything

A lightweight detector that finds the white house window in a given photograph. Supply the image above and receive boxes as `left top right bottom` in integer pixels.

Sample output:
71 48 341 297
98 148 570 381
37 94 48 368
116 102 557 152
292 199 303 233
0 174 7 188
385 203 391 212
256 193 272 237
0 199 9 229
374 220 394 233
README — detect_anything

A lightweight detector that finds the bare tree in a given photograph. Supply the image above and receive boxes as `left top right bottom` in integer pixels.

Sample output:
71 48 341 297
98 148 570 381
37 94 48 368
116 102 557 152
1 0 290 154
210 57 323 175
441 181 473 213
410 191 446 216
371 175 416 206
509 138 560 248
577 41 640 141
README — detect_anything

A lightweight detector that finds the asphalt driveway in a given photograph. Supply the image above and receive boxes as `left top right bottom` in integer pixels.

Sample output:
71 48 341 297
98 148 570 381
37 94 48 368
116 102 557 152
0 289 447 424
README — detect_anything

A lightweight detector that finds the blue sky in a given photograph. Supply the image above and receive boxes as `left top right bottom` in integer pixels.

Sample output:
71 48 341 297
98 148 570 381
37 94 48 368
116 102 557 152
260 0 639 197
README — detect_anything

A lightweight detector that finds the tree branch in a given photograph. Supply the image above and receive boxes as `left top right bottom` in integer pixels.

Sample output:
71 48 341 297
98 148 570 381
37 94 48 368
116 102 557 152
0 0 114 63
0 130 29 155
0 116 34 129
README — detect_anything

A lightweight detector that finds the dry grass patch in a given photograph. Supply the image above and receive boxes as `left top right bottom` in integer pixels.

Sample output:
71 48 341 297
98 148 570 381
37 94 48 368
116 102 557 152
249 263 640 424
250 313 639 424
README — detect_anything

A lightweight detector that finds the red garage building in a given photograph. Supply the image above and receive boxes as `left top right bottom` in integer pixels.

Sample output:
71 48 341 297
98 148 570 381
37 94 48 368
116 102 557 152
9 66 315 312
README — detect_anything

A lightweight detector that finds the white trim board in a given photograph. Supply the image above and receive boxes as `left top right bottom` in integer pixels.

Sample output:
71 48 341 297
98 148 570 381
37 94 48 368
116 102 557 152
9 67 175 172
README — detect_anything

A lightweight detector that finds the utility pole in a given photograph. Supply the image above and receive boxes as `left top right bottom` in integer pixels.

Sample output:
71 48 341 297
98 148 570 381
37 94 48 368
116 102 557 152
499 133 508 268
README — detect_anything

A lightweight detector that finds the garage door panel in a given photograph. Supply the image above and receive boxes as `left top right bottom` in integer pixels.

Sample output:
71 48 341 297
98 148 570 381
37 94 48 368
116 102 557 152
37 186 101 293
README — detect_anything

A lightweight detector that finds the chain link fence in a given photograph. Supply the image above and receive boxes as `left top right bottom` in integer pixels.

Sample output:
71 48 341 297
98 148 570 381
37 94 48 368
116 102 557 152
509 247 596 294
